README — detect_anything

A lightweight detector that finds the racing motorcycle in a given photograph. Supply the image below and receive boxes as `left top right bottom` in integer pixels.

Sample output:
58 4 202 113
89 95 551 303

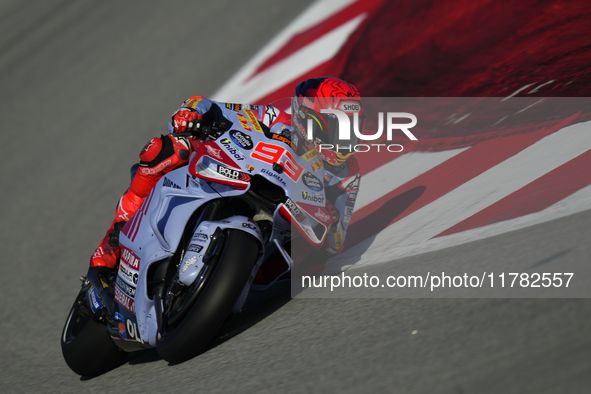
61 103 331 376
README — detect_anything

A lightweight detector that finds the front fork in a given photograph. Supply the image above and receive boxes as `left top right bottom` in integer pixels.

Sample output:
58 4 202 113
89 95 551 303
178 215 264 287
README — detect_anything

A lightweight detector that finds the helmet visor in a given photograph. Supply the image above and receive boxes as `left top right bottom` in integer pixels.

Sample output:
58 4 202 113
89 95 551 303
297 103 366 147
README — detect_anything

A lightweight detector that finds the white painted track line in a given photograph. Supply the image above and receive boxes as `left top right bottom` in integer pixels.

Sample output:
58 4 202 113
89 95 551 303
355 148 469 211
214 15 365 104
328 120 591 271
213 0 360 103
327 182 591 272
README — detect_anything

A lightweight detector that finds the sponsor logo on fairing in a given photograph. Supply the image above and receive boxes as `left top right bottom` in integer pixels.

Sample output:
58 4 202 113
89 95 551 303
205 144 223 159
302 191 325 204
126 319 143 343
114 286 135 314
261 168 286 187
216 165 251 182
244 220 261 235
163 177 181 189
242 222 257 231
271 133 294 148
116 276 136 298
113 313 143 342
236 113 252 132
118 261 138 286
181 256 198 275
302 149 320 161
303 172 323 191
314 208 331 223
284 198 304 221
188 244 203 253
346 193 357 207
219 139 245 161
88 287 103 312
310 158 323 172
192 233 209 243
229 130 253 150
225 103 242 111
114 312 127 339
121 248 140 270
244 109 263 133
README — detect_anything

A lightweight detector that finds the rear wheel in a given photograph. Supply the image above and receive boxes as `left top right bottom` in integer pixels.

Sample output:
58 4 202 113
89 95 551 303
156 229 260 364
61 288 127 377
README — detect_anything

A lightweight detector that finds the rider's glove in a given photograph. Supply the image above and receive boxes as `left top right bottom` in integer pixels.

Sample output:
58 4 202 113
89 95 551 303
172 108 202 134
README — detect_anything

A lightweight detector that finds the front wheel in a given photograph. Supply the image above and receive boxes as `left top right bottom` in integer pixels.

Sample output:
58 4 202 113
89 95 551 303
61 288 127 377
156 229 260 364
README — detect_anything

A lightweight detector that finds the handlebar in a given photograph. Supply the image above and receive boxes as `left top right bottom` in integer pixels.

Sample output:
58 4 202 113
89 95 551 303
174 121 229 140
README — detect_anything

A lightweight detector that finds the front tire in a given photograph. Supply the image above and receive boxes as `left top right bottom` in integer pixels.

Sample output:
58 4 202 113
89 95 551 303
156 229 260 364
61 289 127 377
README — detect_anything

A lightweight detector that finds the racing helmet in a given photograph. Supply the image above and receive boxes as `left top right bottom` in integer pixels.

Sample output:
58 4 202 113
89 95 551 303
291 77 365 166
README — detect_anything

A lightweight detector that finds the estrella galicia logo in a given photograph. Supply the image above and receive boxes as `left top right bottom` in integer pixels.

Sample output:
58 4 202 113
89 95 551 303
229 130 253 150
302 172 322 191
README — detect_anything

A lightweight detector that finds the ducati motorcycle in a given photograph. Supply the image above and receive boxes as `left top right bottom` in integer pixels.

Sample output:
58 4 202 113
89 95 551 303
60 104 332 376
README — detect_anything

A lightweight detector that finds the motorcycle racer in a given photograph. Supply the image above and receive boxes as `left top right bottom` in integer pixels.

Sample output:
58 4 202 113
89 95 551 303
90 77 363 275
90 96 291 272
291 77 363 256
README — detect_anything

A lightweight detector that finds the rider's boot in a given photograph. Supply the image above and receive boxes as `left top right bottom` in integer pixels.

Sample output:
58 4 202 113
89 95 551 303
89 188 143 272
89 219 128 272
89 134 192 272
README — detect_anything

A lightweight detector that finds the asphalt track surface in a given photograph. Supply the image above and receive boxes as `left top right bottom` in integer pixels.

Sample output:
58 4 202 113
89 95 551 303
1 1 590 393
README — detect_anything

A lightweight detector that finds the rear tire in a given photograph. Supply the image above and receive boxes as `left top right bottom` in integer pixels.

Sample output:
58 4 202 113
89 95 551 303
61 289 127 377
156 229 260 364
